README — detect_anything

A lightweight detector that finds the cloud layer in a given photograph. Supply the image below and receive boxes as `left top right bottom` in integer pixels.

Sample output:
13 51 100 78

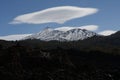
0 34 32 41
99 30 117 36
55 25 98 31
10 6 98 24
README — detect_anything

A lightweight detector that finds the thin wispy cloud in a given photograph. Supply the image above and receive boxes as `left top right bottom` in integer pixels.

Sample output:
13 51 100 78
99 30 117 36
55 25 98 31
79 25 98 31
10 6 98 24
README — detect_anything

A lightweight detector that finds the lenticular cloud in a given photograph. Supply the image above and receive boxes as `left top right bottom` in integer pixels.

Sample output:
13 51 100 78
10 6 98 24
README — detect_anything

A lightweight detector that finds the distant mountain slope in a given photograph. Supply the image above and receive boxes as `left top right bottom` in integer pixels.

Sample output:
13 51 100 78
0 31 119 48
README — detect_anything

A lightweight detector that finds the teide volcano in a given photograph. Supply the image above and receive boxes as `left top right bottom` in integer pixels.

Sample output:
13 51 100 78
24 27 97 41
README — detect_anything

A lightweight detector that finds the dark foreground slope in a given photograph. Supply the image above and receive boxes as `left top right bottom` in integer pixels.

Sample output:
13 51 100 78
0 31 120 80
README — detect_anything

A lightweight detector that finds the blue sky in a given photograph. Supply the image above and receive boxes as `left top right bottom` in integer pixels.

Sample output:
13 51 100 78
0 0 120 36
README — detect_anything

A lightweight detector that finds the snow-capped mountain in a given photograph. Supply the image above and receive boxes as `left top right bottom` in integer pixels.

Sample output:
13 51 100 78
24 27 97 41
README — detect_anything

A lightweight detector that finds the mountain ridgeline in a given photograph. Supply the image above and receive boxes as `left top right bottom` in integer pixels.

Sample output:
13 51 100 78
0 31 120 80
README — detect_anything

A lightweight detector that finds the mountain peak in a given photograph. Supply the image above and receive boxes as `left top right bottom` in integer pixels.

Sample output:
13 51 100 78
24 27 97 41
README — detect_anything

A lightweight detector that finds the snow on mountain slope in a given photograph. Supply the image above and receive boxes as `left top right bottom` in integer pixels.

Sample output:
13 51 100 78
24 27 97 41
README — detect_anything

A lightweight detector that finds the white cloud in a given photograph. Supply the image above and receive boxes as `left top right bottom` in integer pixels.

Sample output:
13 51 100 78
0 34 32 41
98 30 117 36
55 25 98 31
79 25 98 31
10 6 98 24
